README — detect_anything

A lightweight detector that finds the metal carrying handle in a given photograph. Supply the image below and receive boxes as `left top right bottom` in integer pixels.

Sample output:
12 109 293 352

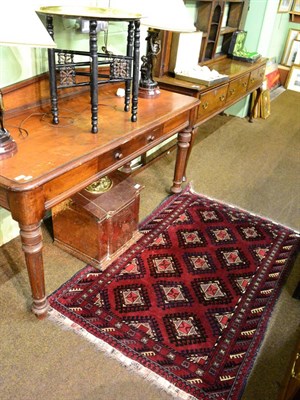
291 352 300 380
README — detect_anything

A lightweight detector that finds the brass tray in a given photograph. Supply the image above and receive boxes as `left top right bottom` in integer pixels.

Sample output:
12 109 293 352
37 6 142 21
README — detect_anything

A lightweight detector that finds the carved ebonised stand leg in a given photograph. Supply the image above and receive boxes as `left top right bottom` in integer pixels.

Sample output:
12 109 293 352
46 16 59 125
131 20 140 122
89 20 99 133
125 21 134 114
124 20 140 122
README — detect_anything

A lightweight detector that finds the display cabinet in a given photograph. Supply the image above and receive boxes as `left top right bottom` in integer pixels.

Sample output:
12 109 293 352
154 0 248 77
193 0 248 63
289 12 300 23
289 0 300 23
196 0 223 61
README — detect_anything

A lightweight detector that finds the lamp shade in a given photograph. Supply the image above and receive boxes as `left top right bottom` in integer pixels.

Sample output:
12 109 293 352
0 4 56 48
110 0 195 32
141 0 196 32
0 4 56 160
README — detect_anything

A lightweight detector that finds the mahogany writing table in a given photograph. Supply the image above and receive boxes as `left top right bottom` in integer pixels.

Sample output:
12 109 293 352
0 85 199 318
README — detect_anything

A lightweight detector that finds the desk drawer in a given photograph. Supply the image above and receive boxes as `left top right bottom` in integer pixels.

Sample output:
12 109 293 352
197 85 228 121
98 126 165 171
44 127 164 203
103 111 189 168
248 66 266 91
226 74 249 103
44 112 189 205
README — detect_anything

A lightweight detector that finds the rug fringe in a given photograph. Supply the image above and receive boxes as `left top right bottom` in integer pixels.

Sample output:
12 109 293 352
48 307 198 400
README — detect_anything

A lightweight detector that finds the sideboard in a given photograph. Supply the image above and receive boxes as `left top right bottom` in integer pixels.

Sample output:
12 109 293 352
156 57 267 127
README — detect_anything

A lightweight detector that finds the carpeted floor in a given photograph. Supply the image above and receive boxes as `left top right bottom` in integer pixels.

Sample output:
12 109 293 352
0 89 299 400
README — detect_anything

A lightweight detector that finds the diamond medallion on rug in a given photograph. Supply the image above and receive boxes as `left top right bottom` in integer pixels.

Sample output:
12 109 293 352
48 186 300 400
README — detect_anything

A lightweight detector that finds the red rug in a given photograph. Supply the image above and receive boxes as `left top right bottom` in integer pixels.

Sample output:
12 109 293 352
48 186 300 399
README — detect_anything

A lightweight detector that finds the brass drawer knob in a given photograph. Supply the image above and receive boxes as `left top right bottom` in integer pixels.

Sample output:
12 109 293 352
114 151 123 160
202 101 208 110
219 94 225 101
242 82 247 88
147 135 155 142
229 89 235 95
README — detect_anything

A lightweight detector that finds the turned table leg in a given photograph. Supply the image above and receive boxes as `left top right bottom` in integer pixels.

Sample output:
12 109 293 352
8 188 48 318
171 127 192 194
19 222 48 318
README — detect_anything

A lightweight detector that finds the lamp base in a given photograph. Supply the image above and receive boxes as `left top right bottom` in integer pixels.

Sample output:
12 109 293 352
0 129 18 160
139 85 161 99
139 27 161 99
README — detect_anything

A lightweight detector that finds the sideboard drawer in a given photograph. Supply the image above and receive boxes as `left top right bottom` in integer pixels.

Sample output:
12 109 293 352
197 85 228 121
226 74 249 103
248 66 266 91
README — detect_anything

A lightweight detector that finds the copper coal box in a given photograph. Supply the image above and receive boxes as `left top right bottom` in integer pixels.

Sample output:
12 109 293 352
52 171 143 269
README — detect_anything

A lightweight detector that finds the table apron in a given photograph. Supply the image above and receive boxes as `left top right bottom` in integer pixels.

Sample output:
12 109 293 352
43 123 189 209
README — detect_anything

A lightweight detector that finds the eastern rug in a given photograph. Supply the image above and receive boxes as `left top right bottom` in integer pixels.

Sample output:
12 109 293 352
48 185 300 400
